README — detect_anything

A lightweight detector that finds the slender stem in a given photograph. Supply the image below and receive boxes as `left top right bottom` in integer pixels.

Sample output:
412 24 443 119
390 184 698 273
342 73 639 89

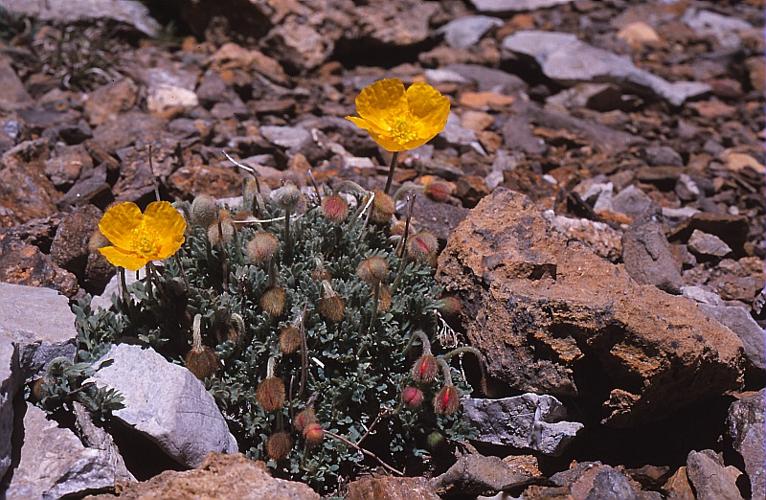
217 218 229 292
174 254 189 288
442 346 489 395
308 168 322 204
284 209 292 264
192 314 203 350
298 307 308 399
356 407 396 445
147 144 161 203
365 281 380 336
325 431 403 476
119 267 130 309
402 330 432 356
383 152 399 195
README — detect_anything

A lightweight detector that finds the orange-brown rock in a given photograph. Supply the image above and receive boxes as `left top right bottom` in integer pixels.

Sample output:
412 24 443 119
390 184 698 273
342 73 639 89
87 453 318 500
437 189 745 427
347 476 439 500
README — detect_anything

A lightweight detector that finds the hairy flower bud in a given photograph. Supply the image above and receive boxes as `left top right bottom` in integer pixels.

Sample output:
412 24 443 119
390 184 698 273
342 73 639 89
246 231 279 264
424 180 453 202
401 386 424 409
256 376 285 411
191 194 218 228
293 407 317 432
303 422 324 447
411 354 438 383
407 231 438 264
206 212 235 247
356 256 388 285
437 296 462 317
260 287 286 317
184 345 220 380
433 385 460 415
279 325 301 355
426 431 445 451
321 194 349 223
271 184 302 211
317 296 344 323
266 431 293 461
370 190 395 224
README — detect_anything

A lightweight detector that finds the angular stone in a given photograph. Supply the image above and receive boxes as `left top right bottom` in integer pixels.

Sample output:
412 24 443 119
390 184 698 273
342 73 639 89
685 450 744 500
260 125 312 153
668 212 749 256
463 395 582 456
5 404 132 499
0 282 78 481
50 204 102 277
348 476 439 500
0 56 32 111
45 144 94 188
502 31 709 106
431 453 535 496
530 461 652 499
611 185 654 220
663 466 695 500
546 212 622 262
88 452 318 499
726 390 765 500
682 9 753 49
1 0 160 36
92 112 166 153
411 195 469 243
0 139 59 225
84 79 139 126
622 215 683 293
699 305 765 373
688 230 732 258
147 85 199 116
0 236 79 297
89 344 238 468
470 0 574 13
437 189 744 427
440 16 503 49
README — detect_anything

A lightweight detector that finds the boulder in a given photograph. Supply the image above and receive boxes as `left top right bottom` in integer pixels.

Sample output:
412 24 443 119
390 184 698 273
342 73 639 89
462 395 582 456
88 452 318 499
5 404 132 499
437 189 744 427
347 476 439 500
622 214 683 293
685 450 744 500
89 344 238 468
726 390 765 500
0 282 78 481
698 305 765 374
525 461 655 499
431 453 536 496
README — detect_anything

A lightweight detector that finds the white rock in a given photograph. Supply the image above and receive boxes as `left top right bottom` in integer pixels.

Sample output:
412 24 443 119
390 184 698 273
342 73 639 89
147 84 199 114
439 16 503 49
470 0 574 13
89 344 237 467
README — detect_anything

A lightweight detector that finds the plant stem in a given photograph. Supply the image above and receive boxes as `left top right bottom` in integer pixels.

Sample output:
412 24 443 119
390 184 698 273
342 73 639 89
284 209 292 264
383 152 399 195
325 430 403 476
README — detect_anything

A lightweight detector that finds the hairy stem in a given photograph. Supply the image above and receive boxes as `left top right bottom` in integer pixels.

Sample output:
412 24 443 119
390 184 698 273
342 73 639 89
383 151 399 195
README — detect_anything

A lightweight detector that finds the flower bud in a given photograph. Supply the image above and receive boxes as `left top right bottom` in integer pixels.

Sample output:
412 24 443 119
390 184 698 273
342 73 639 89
401 386 424 409
293 407 317 432
426 431 446 451
279 325 302 355
184 345 219 380
266 431 293 461
318 295 345 322
437 296 462 317
356 256 388 285
191 194 218 228
433 385 460 415
370 190 395 224
411 354 438 383
207 213 235 247
321 194 349 223
303 422 324 447
246 231 279 265
424 180 453 202
260 287 286 317
271 184 302 211
256 376 285 411
407 231 438 264
389 220 408 237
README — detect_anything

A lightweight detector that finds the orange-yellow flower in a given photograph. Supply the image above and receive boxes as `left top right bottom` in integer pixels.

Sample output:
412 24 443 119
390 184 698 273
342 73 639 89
345 78 450 152
98 201 186 271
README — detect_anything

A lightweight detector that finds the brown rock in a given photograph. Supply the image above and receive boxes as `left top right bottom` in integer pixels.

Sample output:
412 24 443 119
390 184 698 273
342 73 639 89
431 454 536 496
667 212 749 257
621 215 683 293
0 56 32 111
84 79 139 126
265 18 332 72
209 43 288 85
347 476 439 500
527 461 650 499
745 56 764 92
459 91 515 110
461 110 494 132
455 175 490 208
50 205 103 279
0 234 79 297
45 144 94 187
87 452 318 499
0 139 60 225
168 163 243 199
685 450 744 500
92 112 166 153
437 189 744 426
663 467 695 500
617 21 661 48
689 100 737 119
411 195 469 243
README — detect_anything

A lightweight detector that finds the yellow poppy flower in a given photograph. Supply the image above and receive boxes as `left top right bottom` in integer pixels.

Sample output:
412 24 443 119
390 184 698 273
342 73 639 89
345 78 450 152
98 201 186 271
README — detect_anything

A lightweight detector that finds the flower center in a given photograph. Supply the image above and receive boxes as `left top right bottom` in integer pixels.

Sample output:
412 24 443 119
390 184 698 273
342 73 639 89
389 117 418 144
132 226 159 257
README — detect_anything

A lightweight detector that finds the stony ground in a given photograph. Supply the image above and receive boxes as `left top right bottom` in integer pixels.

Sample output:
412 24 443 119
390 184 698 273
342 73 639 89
0 0 763 498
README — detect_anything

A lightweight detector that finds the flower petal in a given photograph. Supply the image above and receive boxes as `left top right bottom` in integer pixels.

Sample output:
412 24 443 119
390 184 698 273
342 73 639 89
345 116 386 136
355 78 408 130
98 202 143 249
405 82 450 140
366 129 411 152
98 245 148 271
142 201 187 259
